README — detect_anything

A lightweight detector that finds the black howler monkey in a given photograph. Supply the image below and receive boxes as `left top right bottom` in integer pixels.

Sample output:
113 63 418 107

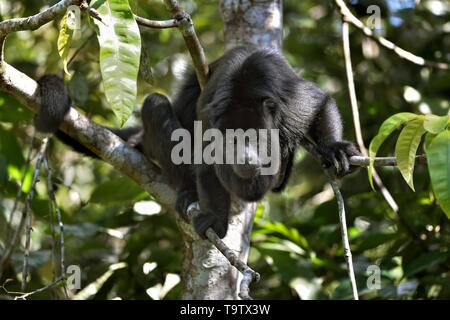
36 46 360 239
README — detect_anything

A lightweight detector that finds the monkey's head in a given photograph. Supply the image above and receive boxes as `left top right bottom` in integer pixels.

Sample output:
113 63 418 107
202 51 294 201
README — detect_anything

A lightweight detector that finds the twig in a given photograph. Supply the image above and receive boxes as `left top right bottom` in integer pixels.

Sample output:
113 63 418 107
48 182 58 282
134 15 180 29
78 0 103 24
0 0 76 36
341 19 399 213
67 33 95 67
21 135 49 292
43 156 68 298
334 0 450 70
4 133 35 249
163 0 209 89
187 205 260 300
13 276 64 300
349 154 426 167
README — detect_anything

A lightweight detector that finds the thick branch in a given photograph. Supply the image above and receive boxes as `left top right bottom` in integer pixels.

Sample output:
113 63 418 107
0 62 175 207
334 0 450 70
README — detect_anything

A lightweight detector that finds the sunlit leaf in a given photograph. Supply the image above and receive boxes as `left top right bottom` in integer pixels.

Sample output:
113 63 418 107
91 0 141 127
426 129 450 217
368 113 419 189
424 114 449 134
395 119 426 191
57 12 74 75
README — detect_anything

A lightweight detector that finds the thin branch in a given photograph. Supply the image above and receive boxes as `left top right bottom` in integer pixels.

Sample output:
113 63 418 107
21 136 49 292
163 0 209 89
43 156 68 298
341 19 399 213
4 133 35 247
334 0 450 70
3 276 65 300
0 0 76 37
67 33 95 67
349 155 427 167
327 175 358 300
187 205 260 300
134 15 180 29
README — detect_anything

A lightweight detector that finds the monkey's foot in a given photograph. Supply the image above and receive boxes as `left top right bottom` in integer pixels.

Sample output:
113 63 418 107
193 211 228 239
176 190 198 221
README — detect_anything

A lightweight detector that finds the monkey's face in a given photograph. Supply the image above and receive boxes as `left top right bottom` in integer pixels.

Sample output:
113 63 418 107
210 96 283 201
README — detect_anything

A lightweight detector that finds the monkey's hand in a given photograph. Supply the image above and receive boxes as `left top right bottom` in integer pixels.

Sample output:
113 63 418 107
193 211 228 239
319 141 361 178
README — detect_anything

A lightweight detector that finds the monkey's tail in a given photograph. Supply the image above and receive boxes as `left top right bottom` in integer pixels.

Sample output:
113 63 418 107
36 75 143 158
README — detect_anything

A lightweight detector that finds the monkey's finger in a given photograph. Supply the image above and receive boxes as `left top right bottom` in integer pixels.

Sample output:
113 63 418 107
332 156 341 176
338 150 350 175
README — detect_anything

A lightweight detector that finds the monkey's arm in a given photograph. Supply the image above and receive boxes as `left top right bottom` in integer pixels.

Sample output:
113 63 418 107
194 165 231 239
307 95 360 177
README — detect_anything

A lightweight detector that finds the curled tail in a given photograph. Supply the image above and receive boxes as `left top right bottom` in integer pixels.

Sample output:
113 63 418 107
35 75 143 157
35 75 71 133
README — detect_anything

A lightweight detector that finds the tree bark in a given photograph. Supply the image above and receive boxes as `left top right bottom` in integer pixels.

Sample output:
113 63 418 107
180 0 283 300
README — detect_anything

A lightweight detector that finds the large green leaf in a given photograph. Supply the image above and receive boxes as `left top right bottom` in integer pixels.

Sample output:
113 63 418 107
91 0 141 127
368 112 419 189
426 129 450 217
424 114 449 134
57 12 74 75
395 119 426 191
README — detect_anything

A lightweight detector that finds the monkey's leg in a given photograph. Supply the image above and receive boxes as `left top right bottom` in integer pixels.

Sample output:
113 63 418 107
194 164 231 239
308 97 360 177
141 93 198 218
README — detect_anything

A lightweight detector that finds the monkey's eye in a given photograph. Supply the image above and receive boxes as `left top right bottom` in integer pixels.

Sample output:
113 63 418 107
262 98 276 111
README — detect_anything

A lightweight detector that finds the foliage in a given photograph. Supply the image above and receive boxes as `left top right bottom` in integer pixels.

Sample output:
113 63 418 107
369 113 450 216
1 0 450 300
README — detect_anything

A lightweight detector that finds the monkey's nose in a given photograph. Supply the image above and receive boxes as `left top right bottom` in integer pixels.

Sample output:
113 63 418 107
232 144 261 179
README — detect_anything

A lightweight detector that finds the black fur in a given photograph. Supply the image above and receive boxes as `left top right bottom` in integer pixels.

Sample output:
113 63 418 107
36 46 360 239
35 75 71 133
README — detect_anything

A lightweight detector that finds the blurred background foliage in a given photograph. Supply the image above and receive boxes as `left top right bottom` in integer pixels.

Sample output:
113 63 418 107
1 0 450 299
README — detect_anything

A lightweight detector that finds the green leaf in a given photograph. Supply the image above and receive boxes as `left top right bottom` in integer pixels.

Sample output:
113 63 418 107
90 177 145 204
404 251 449 277
395 119 426 191
426 129 450 217
91 0 141 127
423 114 449 134
424 132 436 153
368 112 419 189
57 12 74 75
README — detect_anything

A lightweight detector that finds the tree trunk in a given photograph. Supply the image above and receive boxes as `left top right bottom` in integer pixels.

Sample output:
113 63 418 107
180 0 283 300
